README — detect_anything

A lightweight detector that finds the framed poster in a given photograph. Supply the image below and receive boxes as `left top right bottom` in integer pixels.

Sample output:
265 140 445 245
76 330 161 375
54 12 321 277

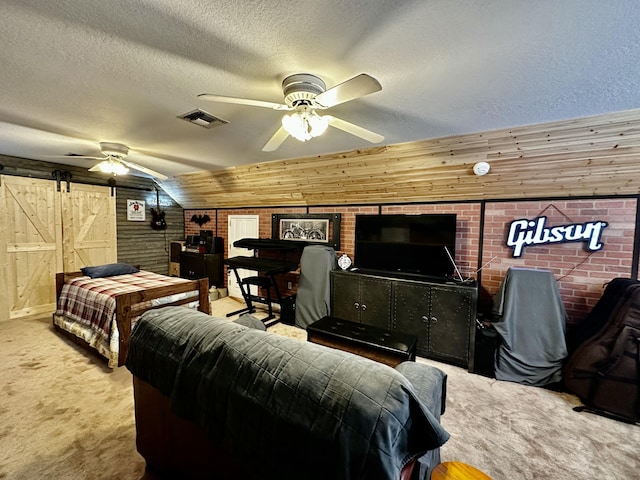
127 200 146 221
279 218 329 242
272 213 341 250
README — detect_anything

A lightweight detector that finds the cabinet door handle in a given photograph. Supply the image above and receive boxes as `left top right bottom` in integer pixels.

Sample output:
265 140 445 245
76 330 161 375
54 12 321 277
430 316 438 324
361 304 367 311
421 315 429 323
354 302 360 310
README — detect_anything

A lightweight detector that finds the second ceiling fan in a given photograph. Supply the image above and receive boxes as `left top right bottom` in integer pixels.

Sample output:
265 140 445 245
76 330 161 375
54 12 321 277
198 73 384 152
50 142 168 180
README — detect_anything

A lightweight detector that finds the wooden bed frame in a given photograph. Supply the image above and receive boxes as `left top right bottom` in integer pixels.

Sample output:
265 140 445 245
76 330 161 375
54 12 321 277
54 270 211 366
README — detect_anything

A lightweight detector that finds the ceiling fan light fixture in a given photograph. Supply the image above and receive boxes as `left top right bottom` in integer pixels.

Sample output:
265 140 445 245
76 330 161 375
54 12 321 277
96 159 129 175
281 107 329 142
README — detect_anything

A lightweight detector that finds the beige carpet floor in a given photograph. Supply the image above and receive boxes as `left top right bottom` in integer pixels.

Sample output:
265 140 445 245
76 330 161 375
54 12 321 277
0 297 638 479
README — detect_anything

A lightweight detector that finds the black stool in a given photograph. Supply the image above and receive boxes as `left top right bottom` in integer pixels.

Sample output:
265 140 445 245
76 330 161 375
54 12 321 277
240 275 274 320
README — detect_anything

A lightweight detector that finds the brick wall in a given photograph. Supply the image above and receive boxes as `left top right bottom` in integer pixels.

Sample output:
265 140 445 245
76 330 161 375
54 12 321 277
184 209 217 237
185 197 638 327
482 199 637 325
185 207 307 296
309 205 379 257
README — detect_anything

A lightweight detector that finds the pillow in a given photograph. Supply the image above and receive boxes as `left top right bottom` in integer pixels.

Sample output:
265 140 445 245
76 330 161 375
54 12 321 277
234 313 266 331
81 263 139 279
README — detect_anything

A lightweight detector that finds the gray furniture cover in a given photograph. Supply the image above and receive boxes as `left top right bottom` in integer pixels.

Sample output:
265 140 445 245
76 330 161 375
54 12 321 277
127 306 449 480
492 267 568 386
294 245 337 329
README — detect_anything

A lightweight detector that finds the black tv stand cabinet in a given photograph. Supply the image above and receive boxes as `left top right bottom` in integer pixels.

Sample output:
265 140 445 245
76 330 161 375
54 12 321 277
350 268 472 285
330 269 478 370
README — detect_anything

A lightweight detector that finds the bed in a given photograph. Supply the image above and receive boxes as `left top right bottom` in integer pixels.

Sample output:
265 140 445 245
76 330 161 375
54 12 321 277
53 264 210 367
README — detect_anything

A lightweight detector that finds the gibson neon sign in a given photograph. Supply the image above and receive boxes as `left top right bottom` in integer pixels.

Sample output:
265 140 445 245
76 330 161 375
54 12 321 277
506 216 608 258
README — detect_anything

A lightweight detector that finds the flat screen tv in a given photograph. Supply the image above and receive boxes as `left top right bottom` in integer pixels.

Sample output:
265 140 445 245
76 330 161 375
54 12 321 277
354 214 457 278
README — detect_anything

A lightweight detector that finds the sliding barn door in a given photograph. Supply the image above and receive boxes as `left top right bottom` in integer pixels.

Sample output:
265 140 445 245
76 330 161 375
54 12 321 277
61 184 117 271
0 176 63 320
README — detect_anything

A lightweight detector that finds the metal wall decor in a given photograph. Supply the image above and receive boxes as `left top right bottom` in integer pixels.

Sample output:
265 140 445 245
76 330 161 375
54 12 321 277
191 214 211 226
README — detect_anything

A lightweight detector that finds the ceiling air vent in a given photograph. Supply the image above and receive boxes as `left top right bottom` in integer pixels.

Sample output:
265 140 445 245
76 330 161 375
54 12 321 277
178 109 228 129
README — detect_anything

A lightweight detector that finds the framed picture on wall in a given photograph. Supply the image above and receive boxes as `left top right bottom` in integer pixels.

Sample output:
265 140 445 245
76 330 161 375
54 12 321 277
127 200 145 221
272 213 341 250
279 218 329 242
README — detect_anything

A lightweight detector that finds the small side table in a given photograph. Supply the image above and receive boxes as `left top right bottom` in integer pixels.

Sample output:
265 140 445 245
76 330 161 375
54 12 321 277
431 462 491 480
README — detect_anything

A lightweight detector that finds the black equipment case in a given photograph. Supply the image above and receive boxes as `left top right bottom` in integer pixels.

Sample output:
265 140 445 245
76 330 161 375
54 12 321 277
563 279 640 423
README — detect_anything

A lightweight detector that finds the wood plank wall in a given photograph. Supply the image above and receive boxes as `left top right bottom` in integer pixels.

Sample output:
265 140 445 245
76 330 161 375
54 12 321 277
115 187 184 275
0 155 153 189
0 155 184 275
166 108 640 209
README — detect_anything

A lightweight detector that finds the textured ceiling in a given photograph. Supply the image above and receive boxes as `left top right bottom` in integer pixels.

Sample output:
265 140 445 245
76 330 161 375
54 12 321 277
0 0 639 180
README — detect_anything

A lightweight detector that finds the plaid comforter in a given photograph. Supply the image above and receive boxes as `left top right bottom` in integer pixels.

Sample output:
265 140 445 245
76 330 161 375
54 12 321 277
55 271 195 340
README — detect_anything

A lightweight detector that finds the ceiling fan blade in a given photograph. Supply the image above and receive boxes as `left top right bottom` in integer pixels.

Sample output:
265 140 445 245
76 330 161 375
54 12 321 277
314 74 382 108
88 162 105 172
326 116 384 143
262 126 290 152
198 94 290 111
45 154 103 160
120 159 168 180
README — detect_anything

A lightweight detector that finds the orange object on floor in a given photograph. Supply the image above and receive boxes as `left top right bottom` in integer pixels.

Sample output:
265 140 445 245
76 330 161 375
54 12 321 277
431 461 491 480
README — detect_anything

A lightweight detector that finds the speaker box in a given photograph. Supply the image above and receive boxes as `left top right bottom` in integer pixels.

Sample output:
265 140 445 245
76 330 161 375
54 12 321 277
170 242 183 262
279 295 296 325
473 325 500 378
202 236 223 254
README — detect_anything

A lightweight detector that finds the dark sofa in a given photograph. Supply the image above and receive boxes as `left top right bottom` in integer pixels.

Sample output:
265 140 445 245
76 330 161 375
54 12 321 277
126 307 449 480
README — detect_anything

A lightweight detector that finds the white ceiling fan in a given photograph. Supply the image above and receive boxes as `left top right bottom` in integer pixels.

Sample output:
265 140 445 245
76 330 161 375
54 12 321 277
198 73 384 152
51 142 168 180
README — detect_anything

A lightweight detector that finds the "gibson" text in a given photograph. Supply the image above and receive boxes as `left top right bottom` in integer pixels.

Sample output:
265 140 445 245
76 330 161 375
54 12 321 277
506 216 608 258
